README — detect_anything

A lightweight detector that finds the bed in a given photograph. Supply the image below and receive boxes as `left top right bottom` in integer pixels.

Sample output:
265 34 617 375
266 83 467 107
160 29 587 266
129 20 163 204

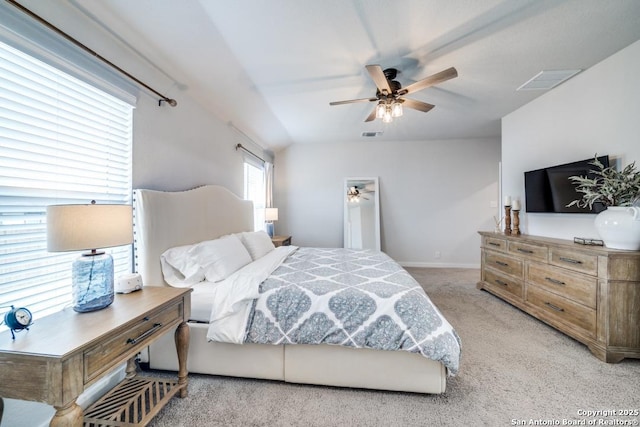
133 185 460 394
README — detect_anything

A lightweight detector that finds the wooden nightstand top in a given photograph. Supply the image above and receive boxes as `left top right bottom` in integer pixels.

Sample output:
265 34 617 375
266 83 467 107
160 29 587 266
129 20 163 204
272 235 291 247
0 286 190 357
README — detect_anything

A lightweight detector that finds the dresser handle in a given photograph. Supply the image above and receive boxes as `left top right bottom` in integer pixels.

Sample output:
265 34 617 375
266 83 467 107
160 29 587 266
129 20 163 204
559 256 582 265
544 302 564 312
495 279 508 286
545 277 566 286
517 248 534 254
488 242 501 247
495 261 508 267
127 323 162 345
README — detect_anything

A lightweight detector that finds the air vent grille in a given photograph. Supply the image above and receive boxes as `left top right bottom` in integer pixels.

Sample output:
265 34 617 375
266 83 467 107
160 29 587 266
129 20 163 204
361 131 383 138
517 69 581 91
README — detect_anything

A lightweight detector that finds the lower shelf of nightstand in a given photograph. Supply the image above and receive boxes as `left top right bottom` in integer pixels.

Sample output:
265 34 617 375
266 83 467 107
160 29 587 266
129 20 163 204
83 376 181 427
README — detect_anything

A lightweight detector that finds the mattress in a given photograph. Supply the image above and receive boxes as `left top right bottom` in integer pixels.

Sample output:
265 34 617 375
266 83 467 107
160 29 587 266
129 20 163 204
189 282 216 322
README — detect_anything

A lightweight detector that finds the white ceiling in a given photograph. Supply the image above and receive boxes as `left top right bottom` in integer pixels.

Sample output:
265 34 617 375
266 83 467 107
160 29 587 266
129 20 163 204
67 0 640 151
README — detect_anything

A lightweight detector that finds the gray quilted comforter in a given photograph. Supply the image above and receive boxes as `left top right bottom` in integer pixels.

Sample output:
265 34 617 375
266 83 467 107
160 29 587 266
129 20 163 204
244 247 461 375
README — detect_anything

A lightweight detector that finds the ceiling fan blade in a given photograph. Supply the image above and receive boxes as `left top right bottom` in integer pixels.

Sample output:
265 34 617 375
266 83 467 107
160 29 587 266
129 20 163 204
398 67 458 96
365 64 392 95
364 107 377 122
330 97 377 106
402 98 435 113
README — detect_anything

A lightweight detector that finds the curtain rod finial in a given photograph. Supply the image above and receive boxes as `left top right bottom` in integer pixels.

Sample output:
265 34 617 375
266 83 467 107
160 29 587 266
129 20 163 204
159 98 177 107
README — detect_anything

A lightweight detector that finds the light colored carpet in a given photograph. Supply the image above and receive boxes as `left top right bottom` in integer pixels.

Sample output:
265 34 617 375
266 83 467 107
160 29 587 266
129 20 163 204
147 268 640 426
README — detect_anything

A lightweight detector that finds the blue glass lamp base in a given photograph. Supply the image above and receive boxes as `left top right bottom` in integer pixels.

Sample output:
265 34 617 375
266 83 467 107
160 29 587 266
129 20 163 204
266 222 274 238
72 252 115 312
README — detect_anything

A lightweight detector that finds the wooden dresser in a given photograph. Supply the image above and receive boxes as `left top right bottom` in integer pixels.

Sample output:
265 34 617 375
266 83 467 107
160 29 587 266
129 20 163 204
478 231 640 363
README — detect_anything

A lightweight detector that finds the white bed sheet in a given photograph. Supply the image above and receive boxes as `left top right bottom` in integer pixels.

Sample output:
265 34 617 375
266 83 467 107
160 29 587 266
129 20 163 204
187 245 297 324
189 282 216 322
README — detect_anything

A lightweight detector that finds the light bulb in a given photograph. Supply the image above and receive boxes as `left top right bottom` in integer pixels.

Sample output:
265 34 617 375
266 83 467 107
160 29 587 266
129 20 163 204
383 107 393 123
392 102 403 117
375 103 386 119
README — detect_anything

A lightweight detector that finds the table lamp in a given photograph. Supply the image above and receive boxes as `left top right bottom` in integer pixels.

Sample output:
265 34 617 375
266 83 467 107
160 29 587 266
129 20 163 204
47 201 133 312
265 207 278 237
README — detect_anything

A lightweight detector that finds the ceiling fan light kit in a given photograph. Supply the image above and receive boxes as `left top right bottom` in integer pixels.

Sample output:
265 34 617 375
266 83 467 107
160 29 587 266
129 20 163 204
375 100 404 123
330 65 457 123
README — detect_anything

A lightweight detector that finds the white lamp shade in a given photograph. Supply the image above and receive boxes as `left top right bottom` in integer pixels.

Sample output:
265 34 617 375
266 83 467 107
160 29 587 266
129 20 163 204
265 207 279 221
47 204 133 252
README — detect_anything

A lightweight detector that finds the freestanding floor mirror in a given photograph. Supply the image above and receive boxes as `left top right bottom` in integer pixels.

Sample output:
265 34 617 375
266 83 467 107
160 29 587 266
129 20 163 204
344 177 380 250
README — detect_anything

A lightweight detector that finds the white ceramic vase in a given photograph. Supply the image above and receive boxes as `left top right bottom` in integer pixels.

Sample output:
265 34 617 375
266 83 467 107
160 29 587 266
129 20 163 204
594 206 640 250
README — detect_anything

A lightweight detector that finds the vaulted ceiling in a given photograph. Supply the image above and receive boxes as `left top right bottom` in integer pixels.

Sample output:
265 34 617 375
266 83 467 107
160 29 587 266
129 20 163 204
57 1 640 150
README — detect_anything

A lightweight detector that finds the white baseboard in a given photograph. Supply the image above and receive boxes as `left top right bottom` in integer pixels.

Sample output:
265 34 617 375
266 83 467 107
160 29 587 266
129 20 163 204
398 262 480 269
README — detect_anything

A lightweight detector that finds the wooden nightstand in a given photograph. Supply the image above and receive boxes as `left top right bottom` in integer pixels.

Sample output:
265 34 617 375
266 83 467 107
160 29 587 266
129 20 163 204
0 286 191 426
272 235 292 247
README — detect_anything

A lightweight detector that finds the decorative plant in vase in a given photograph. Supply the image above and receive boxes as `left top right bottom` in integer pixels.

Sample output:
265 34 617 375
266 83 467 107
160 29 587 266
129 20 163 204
567 155 640 250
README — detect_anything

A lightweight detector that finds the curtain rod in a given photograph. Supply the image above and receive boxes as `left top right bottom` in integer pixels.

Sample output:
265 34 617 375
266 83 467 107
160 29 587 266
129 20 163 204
235 143 265 164
5 0 177 107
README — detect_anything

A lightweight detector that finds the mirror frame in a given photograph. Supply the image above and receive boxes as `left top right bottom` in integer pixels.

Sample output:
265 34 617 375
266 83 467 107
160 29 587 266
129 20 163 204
343 177 381 251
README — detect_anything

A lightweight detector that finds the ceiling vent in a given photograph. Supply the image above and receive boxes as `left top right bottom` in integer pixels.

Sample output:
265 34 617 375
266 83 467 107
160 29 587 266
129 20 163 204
361 131 383 138
517 69 581 91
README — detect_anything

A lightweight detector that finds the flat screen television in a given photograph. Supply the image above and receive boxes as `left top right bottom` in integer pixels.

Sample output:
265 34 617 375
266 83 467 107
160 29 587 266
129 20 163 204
524 155 609 213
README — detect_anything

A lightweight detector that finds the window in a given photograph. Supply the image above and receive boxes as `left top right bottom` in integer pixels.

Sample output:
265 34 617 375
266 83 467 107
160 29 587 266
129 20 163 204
0 40 133 325
243 161 265 231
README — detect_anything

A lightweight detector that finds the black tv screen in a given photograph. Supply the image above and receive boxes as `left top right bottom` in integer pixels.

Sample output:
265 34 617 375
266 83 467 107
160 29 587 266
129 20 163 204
524 155 609 213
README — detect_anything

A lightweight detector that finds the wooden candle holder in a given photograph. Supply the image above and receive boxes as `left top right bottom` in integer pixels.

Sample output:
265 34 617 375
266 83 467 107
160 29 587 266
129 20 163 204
512 210 521 235
504 206 512 235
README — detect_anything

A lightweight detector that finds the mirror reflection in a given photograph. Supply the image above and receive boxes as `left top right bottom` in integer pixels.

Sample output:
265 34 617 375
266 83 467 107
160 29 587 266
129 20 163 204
344 177 380 250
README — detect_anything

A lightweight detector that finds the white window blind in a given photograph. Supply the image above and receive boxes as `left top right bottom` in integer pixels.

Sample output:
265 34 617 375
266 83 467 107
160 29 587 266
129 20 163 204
244 161 265 231
0 40 133 325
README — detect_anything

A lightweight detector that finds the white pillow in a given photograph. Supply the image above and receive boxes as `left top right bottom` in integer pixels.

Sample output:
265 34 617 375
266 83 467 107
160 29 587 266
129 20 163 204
238 231 275 260
189 234 253 282
160 244 205 288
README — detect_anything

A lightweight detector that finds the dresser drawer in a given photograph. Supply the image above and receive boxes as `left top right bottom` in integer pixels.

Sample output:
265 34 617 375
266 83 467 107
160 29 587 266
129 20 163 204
484 236 507 252
485 251 523 278
508 241 548 261
550 248 598 276
526 285 596 337
84 300 183 383
527 262 597 308
484 268 523 298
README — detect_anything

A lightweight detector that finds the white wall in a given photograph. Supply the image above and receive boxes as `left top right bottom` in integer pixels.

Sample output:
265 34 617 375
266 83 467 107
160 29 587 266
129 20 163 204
275 138 501 267
132 93 253 193
502 40 640 240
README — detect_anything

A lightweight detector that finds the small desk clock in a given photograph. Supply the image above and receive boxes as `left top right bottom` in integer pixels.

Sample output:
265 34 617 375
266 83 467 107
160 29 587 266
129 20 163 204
4 305 33 339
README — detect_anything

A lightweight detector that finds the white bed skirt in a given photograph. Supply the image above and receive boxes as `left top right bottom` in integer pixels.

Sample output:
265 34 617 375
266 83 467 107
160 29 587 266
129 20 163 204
149 322 447 394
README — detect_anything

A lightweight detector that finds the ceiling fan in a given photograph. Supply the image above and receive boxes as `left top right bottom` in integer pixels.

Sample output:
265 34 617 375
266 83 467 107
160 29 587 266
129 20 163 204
329 65 458 123
347 185 373 202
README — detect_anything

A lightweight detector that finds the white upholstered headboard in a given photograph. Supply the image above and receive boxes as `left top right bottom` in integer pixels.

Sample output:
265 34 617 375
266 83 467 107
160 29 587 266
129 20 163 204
133 185 254 286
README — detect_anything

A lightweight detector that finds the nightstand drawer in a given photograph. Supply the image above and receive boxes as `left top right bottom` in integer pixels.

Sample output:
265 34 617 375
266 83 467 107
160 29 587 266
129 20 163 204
84 300 183 383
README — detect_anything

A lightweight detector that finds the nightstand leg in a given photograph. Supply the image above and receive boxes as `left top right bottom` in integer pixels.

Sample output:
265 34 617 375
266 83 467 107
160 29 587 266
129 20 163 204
126 357 137 379
175 321 189 398
51 401 83 427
